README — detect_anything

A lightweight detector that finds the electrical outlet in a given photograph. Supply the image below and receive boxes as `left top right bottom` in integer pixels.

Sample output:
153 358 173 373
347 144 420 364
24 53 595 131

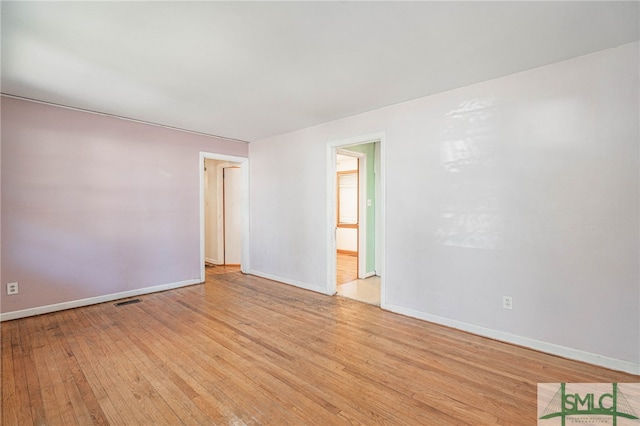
7 282 19 295
503 296 513 310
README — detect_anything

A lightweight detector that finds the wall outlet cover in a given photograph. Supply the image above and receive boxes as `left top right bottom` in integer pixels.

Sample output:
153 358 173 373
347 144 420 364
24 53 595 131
7 282 19 295
503 296 513 310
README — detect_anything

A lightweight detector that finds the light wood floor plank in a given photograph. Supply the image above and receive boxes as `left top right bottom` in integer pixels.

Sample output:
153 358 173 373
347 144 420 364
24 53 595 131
136 293 306 424
56 310 128 425
38 315 81 426
336 252 357 284
2 322 19 426
86 310 184 426
19 318 47 425
54 310 109 425
2 266 639 425
7 321 35 426
159 299 322 424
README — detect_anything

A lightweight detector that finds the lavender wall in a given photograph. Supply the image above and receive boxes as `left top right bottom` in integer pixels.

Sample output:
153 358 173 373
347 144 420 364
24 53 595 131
1 96 247 315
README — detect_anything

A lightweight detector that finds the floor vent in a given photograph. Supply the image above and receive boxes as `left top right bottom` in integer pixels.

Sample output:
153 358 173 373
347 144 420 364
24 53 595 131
114 298 141 307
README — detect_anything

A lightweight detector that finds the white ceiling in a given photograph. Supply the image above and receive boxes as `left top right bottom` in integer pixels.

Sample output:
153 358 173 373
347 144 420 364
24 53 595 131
2 1 638 142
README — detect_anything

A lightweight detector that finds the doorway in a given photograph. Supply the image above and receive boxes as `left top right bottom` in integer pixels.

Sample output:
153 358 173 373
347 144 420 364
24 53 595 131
336 152 360 284
200 153 249 282
328 135 384 306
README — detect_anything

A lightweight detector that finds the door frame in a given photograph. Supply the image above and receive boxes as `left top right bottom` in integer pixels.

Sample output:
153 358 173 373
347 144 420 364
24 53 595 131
327 132 386 307
199 152 249 281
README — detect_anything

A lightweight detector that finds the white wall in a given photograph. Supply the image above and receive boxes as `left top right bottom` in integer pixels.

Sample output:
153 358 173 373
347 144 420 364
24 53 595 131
337 155 358 172
336 228 357 252
249 42 639 373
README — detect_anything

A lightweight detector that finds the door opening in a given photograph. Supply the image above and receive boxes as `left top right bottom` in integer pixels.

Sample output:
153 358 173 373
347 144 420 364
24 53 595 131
200 153 248 281
336 154 359 285
329 137 384 306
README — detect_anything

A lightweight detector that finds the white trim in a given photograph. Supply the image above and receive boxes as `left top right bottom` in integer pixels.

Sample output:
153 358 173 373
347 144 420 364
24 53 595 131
328 132 386 149
327 145 338 295
327 133 386 302
0 278 201 322
358 155 367 279
385 303 640 375
378 136 386 308
205 257 221 265
374 141 382 276
248 270 327 295
216 163 227 263
199 152 250 282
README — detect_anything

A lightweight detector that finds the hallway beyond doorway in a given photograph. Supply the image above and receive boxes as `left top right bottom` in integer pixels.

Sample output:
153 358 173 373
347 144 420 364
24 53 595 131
337 276 380 306
336 252 380 305
336 252 357 284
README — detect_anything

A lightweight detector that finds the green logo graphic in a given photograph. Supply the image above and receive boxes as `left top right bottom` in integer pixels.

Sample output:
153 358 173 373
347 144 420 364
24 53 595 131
539 383 639 426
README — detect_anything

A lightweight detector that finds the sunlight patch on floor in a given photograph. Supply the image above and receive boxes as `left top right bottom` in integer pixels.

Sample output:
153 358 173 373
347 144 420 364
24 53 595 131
337 276 380 306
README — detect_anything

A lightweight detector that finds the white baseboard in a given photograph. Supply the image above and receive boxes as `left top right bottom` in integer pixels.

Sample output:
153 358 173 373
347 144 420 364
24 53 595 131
3 273 636 375
0 278 202 322
384 303 640 376
247 270 328 295
205 257 222 265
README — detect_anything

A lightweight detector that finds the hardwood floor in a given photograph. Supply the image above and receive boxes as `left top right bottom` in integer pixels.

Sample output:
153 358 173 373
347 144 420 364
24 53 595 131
2 267 638 425
336 252 357 285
